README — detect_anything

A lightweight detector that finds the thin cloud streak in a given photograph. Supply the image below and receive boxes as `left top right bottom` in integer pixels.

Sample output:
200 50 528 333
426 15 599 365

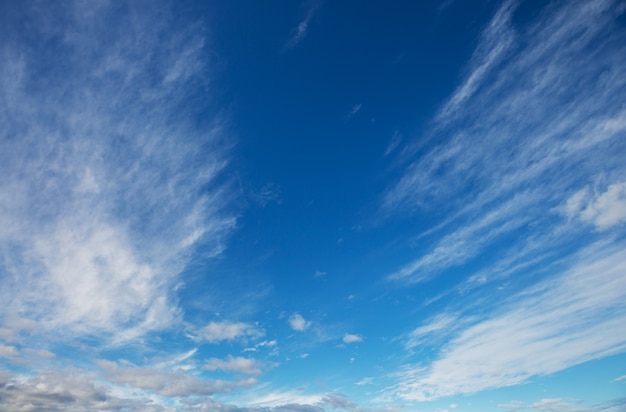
384 0 626 283
381 0 626 403
389 243 626 401
435 0 517 123
285 2 321 50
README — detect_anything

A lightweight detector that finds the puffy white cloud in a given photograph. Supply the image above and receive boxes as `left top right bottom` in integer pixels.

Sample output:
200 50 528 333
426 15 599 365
564 181 626 230
289 313 311 332
197 321 264 344
246 389 325 408
342 334 363 344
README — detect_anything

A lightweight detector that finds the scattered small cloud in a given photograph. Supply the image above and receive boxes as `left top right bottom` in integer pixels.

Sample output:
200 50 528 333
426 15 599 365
356 377 373 386
196 321 264 344
0 343 19 359
562 181 626 230
251 183 282 207
289 313 311 332
498 400 525 412
345 103 362 121
314 270 327 278
284 2 321 50
343 333 363 344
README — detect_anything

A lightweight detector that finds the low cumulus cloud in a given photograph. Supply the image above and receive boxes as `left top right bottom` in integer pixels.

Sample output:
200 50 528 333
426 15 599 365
196 321 265 344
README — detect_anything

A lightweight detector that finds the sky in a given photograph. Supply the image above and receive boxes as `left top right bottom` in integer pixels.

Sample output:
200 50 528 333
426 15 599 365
0 0 625 411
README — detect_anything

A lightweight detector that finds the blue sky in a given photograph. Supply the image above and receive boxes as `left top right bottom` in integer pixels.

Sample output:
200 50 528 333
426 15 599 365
0 0 625 411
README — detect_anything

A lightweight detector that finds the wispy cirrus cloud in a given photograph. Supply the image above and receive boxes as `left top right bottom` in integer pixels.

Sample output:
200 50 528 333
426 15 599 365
0 0 236 344
284 2 322 50
345 103 362 122
499 397 626 412
388 243 626 401
383 0 626 283
435 0 517 123
381 0 626 403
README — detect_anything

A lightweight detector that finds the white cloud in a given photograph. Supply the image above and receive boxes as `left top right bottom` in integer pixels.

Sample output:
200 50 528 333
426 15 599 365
343 333 363 344
285 3 321 50
0 0 236 344
356 377 374 386
97 359 257 397
388 191 537 283
0 369 166 412
564 181 626 230
0 343 19 358
314 270 327 278
390 244 626 401
204 355 265 375
23 348 56 359
498 400 525 412
197 321 264 344
289 313 311 332
247 389 324 408
435 0 516 123
529 398 603 412
383 0 626 288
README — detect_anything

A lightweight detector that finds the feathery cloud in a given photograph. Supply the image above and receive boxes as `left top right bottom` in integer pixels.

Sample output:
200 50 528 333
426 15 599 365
0 0 237 345
390 244 626 401
384 0 626 284
285 2 321 50
204 355 265 376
